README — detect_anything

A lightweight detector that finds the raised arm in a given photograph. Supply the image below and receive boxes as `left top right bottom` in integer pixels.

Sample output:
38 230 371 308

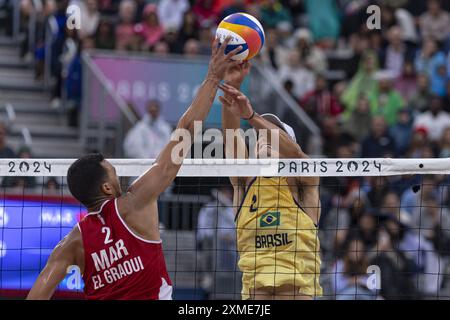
125 37 241 210
220 63 251 186
219 83 306 159
220 84 320 221
27 228 82 300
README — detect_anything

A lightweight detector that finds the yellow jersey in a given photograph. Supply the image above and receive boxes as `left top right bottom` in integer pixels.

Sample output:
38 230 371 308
236 177 322 299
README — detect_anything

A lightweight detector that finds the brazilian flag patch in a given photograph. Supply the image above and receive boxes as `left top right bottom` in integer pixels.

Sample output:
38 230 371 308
260 212 280 227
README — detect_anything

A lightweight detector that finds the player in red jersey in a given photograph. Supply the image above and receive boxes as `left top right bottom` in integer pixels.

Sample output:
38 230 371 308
27 37 241 300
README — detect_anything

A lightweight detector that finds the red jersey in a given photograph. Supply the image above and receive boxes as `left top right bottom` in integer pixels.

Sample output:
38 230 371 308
78 199 172 300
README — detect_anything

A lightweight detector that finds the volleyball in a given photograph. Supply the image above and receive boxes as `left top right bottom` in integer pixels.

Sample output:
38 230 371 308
216 13 265 61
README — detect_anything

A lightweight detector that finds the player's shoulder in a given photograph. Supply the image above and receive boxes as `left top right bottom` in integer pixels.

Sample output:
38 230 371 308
69 224 83 243
230 177 252 190
55 224 83 255
115 193 142 219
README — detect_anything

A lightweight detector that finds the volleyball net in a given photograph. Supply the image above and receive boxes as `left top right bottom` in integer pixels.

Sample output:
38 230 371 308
0 158 450 300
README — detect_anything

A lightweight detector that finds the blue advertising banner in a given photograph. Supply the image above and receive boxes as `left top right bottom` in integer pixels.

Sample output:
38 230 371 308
0 197 85 296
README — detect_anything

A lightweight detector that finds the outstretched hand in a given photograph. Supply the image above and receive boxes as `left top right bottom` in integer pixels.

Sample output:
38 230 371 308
224 61 251 88
207 36 242 82
219 83 254 119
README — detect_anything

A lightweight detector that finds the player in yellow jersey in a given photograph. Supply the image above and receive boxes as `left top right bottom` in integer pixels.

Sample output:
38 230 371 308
219 63 322 300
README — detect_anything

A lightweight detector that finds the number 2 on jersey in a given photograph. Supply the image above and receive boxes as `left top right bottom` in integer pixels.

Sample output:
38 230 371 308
250 195 258 212
102 227 113 244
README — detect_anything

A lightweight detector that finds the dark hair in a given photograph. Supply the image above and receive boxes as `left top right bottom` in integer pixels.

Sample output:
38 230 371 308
67 153 107 207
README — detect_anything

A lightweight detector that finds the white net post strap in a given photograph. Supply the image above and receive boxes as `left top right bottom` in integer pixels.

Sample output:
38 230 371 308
0 158 449 177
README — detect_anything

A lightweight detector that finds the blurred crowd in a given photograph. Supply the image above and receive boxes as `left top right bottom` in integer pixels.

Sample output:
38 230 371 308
4 0 450 299
10 0 450 156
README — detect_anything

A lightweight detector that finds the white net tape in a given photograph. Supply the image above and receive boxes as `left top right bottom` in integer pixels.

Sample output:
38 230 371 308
0 158 449 177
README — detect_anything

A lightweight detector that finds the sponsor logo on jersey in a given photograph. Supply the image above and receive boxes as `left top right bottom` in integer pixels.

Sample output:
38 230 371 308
260 212 280 228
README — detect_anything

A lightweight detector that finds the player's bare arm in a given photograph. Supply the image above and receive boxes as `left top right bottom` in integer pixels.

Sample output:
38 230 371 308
117 37 242 240
220 83 303 159
27 37 242 300
219 84 320 223
27 228 84 300
220 62 252 211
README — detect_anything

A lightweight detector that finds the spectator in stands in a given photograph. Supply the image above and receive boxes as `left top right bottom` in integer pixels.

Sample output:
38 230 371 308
133 0 146 22
260 0 292 29
183 39 201 57
394 61 418 103
341 51 379 117
409 74 432 113
157 0 189 32
60 27 80 88
334 236 377 300
368 221 419 299
419 195 450 259
361 116 396 158
380 4 399 37
49 0 69 109
33 0 53 80
379 26 408 77
442 80 450 112
115 0 138 51
259 28 282 70
365 176 390 208
339 0 370 39
346 197 372 234
198 25 213 55
95 19 116 50
292 28 328 73
0 123 15 158
302 99 323 130
153 41 170 56
277 50 315 99
321 116 357 158
414 194 450 240
390 108 413 157
419 0 450 45
439 127 450 157
192 0 217 28
197 185 237 297
369 71 405 126
164 28 183 53
123 100 172 159
45 177 61 194
406 127 432 158
176 10 200 53
301 74 343 121
96 0 121 15
219 0 246 21
391 210 443 297
75 0 101 39
434 63 450 98
304 0 340 47
401 175 440 216
380 191 410 222
413 95 450 142
389 3 419 45
2 146 36 190
65 37 95 127
414 38 447 96
358 212 379 250
134 4 164 51
343 95 372 141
